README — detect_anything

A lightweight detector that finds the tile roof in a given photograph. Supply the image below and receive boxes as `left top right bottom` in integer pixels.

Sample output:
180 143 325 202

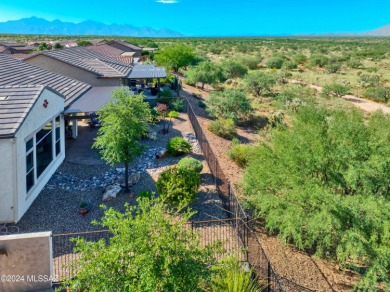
106 40 143 51
0 85 50 137
0 54 91 107
128 64 167 79
85 44 133 64
25 47 132 77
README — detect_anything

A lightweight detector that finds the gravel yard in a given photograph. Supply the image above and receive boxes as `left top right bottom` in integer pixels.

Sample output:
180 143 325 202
12 112 227 235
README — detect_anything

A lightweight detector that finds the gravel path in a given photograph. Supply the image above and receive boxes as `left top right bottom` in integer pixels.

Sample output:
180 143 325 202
11 112 226 235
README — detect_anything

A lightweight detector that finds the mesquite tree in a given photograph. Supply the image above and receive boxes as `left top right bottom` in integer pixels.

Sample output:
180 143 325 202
93 88 151 191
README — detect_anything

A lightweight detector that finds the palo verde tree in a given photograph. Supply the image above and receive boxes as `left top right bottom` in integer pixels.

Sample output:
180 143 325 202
64 198 220 291
93 88 151 192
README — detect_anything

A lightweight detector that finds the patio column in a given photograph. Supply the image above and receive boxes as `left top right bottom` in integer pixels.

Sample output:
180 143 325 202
72 119 78 139
157 78 161 89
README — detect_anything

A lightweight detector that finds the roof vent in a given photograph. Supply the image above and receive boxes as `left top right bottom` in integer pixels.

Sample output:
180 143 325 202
28 75 36 78
0 96 9 101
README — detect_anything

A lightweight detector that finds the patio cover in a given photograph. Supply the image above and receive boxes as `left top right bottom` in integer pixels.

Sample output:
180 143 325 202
64 86 119 113
128 64 167 79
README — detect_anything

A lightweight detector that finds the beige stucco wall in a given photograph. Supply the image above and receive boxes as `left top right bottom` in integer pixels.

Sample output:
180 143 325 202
26 55 122 87
0 139 17 223
14 89 65 222
0 232 53 292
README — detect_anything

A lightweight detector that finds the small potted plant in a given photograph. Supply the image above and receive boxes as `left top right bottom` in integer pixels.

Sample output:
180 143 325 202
79 202 89 215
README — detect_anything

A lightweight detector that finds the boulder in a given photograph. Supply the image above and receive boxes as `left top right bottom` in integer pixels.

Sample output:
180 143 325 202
102 183 122 201
128 173 141 186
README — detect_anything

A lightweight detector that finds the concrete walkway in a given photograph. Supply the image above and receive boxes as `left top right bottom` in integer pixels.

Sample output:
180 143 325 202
65 122 105 165
289 79 390 114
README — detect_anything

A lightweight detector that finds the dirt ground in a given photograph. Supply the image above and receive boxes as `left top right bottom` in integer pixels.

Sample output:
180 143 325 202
180 84 362 291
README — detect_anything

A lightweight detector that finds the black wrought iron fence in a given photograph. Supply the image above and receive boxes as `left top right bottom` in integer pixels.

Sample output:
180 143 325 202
184 97 315 292
52 218 247 284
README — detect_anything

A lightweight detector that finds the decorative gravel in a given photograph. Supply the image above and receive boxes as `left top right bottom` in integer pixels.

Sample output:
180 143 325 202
12 113 226 235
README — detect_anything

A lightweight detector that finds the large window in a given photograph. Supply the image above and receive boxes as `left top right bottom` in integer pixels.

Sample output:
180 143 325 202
25 115 62 195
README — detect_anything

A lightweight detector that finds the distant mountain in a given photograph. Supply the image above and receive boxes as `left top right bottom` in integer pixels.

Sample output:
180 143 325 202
363 24 390 36
0 17 184 37
295 24 390 37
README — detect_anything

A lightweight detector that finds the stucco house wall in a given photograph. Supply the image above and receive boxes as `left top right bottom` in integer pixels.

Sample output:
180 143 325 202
0 89 65 223
26 55 122 87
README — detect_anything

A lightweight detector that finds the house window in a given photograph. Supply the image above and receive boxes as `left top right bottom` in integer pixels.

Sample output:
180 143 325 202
25 115 62 195
26 138 34 192
55 116 61 156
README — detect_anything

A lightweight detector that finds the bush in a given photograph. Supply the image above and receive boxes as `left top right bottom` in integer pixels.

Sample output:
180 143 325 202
156 167 200 206
172 99 185 112
198 100 206 108
322 84 350 98
243 106 390 288
363 87 390 103
347 59 362 69
208 118 237 140
168 110 180 118
206 90 253 123
158 89 173 98
283 60 298 70
325 63 342 74
138 190 154 200
228 139 254 168
64 198 218 291
177 157 203 173
266 57 284 69
268 111 285 127
310 55 329 67
167 137 192 156
221 61 248 79
244 71 276 97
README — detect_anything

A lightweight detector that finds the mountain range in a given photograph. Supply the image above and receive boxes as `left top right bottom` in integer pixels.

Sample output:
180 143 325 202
0 17 184 37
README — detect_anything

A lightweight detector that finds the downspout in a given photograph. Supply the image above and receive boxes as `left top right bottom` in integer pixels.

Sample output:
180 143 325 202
11 138 18 223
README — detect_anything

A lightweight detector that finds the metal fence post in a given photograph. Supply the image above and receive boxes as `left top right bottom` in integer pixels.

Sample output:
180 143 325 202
267 261 271 292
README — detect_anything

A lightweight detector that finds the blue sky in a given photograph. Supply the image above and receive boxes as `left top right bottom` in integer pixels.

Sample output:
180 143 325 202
0 0 389 36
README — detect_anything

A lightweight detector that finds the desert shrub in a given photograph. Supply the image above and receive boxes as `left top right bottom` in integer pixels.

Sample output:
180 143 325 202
244 71 276 97
325 63 342 74
208 118 237 140
310 55 329 67
168 110 180 119
206 90 253 123
138 190 154 200
278 84 314 102
363 87 390 103
158 89 173 98
228 139 254 168
243 106 390 289
359 74 382 88
294 54 307 64
285 98 306 112
268 111 285 127
238 55 263 70
322 84 350 98
210 256 263 292
266 57 284 69
177 157 203 173
198 100 206 108
167 137 192 156
221 61 248 79
366 67 379 73
347 59 363 69
156 167 200 206
172 99 185 112
283 60 298 70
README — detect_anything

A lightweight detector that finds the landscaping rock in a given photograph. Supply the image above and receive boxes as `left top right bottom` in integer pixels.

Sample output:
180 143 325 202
128 173 141 186
102 183 122 201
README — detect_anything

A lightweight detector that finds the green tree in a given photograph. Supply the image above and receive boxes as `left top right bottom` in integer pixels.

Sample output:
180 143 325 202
185 62 223 90
93 88 151 192
244 71 276 97
266 57 284 69
363 86 390 103
38 42 48 51
310 55 329 67
154 44 196 74
53 42 62 49
243 106 390 289
65 198 219 291
77 40 92 47
220 61 248 79
206 89 253 123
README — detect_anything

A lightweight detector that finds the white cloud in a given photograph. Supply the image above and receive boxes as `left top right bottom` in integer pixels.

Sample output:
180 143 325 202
156 0 179 3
